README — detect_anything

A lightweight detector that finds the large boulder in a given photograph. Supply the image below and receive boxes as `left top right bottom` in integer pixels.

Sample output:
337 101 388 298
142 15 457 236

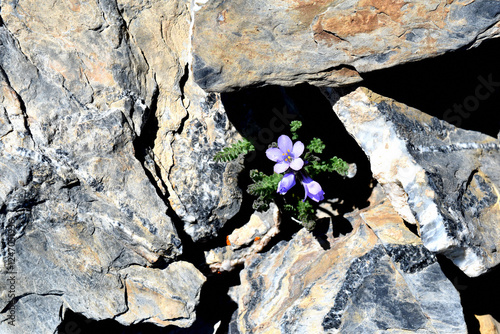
327 86 500 277
192 0 500 91
0 0 235 331
229 197 466 333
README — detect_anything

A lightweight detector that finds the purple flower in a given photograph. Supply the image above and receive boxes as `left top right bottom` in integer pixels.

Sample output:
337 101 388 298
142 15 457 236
277 173 296 195
301 175 325 202
266 135 304 174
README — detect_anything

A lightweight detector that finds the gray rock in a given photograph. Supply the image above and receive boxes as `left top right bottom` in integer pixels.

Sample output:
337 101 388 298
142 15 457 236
0 295 62 334
205 203 280 272
167 89 243 242
230 199 466 333
0 0 210 331
117 0 244 242
329 87 500 277
192 0 500 92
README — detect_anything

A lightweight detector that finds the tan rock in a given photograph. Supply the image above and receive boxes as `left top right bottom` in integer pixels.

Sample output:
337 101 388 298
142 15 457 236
476 314 500 334
205 204 280 272
230 199 466 333
192 0 500 91
116 262 206 328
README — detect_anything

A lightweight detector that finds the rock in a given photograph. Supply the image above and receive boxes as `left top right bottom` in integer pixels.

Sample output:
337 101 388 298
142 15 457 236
230 199 466 333
329 87 500 277
476 314 500 334
117 0 244 242
116 262 206 327
192 0 500 92
0 295 62 334
205 203 280 272
0 0 219 331
165 88 244 242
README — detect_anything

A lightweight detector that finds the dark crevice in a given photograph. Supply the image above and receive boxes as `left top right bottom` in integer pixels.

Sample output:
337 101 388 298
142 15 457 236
131 85 171 208
220 82 373 252
361 37 500 137
403 219 420 238
322 30 348 42
133 82 159 162
179 64 189 101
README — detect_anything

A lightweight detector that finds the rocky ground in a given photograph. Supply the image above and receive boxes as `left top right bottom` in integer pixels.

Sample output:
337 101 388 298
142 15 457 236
1 0 500 333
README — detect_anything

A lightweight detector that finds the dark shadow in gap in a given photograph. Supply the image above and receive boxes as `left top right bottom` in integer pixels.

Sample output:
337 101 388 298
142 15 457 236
361 38 500 138
220 82 374 252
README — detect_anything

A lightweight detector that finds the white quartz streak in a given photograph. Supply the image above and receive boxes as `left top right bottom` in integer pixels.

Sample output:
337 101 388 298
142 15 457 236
332 89 460 261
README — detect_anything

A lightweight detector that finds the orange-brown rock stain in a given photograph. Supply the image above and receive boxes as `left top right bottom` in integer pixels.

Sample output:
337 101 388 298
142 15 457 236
67 0 81 12
289 0 337 26
316 0 406 39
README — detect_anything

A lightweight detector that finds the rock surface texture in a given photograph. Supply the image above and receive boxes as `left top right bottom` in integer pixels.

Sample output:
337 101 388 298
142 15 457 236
476 314 500 334
230 197 467 333
328 87 500 277
0 0 241 331
1 0 499 332
117 0 243 242
205 203 280 272
192 0 500 91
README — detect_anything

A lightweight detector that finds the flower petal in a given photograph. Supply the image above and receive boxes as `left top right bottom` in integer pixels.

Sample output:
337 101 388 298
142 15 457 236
266 147 284 162
274 161 290 174
277 173 296 194
307 180 323 195
301 176 325 202
310 190 325 202
292 141 304 157
277 135 292 153
303 184 311 202
289 158 304 171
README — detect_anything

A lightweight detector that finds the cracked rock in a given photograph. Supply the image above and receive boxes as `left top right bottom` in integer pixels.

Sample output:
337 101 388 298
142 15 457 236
118 0 244 242
192 0 500 92
205 203 280 273
328 86 500 277
116 262 206 327
0 0 209 331
229 198 466 333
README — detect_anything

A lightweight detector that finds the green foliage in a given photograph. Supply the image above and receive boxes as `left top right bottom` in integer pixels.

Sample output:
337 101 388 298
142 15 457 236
281 197 317 230
213 138 255 162
213 119 354 232
290 120 302 140
306 138 325 154
304 156 349 177
247 170 282 211
296 199 316 230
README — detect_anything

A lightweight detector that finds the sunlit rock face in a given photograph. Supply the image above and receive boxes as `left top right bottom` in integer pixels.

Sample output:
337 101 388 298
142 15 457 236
329 87 500 277
192 0 500 92
229 198 466 333
1 0 499 332
0 0 221 331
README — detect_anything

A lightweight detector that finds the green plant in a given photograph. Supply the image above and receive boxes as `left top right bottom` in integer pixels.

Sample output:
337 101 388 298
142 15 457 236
214 121 354 230
213 139 255 162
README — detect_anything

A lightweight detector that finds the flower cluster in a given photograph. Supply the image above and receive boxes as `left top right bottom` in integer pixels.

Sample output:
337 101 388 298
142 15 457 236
266 135 325 202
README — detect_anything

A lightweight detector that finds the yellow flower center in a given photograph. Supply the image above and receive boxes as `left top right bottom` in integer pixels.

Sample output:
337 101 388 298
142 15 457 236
282 150 292 162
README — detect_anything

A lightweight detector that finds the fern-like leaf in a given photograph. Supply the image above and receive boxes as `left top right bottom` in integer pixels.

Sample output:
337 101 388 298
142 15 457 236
305 156 349 177
247 171 282 211
213 139 255 162
290 120 302 140
307 138 325 154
